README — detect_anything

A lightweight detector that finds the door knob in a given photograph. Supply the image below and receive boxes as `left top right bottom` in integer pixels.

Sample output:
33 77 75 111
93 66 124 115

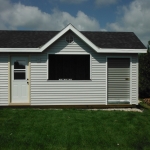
27 82 29 84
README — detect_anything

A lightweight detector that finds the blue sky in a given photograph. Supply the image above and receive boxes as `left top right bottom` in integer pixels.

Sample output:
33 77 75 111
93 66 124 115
0 0 149 46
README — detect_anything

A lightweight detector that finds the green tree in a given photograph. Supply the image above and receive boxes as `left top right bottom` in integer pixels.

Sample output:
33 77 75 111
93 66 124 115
139 41 150 98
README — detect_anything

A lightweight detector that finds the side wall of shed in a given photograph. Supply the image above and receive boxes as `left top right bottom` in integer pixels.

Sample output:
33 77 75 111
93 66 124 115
30 32 138 105
0 54 9 105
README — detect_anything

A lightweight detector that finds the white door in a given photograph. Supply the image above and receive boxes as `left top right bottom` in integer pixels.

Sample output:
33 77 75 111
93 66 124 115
107 58 130 104
11 56 29 103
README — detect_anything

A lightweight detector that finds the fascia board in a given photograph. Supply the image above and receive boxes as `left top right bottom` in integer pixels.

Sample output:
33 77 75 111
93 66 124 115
0 48 39 52
0 48 147 53
97 48 147 53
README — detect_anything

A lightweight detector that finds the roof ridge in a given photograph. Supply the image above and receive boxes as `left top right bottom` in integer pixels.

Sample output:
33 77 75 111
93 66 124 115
0 30 134 33
0 30 59 32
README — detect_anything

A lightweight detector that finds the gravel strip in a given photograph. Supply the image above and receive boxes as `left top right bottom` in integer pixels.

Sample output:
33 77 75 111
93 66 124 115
88 108 143 112
24 108 143 112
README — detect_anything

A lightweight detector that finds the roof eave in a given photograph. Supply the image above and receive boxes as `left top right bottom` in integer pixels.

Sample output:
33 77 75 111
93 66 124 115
0 48 147 53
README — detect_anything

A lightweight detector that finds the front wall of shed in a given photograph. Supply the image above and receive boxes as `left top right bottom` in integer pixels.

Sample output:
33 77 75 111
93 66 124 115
30 33 138 105
0 34 138 106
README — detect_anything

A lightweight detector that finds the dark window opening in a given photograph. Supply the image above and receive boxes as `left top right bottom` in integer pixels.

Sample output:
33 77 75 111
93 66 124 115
108 58 130 68
14 60 25 69
14 71 25 80
48 54 90 80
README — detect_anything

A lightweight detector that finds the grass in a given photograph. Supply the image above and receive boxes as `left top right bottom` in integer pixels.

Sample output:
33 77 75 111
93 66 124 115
0 108 150 150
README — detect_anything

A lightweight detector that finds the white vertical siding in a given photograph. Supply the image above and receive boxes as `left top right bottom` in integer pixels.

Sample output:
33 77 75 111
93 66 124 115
0 54 8 105
131 54 138 104
30 32 138 105
30 33 107 105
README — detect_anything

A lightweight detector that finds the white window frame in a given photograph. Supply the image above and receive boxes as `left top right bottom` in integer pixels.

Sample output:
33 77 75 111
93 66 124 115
65 34 74 44
13 60 26 80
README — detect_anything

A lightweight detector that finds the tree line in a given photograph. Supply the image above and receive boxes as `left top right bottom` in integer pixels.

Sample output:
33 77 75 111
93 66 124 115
139 41 150 98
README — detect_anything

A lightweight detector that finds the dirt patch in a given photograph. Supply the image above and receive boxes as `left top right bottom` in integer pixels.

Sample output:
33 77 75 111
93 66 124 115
143 98 150 105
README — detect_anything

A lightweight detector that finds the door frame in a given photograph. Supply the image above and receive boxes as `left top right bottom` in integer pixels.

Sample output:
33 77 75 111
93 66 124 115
106 56 132 105
8 55 31 105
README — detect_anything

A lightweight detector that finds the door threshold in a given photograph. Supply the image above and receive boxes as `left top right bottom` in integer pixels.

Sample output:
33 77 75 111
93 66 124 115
9 103 30 106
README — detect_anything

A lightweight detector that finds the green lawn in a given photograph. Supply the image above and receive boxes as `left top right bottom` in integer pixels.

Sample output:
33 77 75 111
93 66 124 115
0 108 150 150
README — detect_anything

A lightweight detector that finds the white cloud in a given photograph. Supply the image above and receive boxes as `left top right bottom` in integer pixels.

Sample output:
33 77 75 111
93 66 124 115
95 0 118 6
107 0 150 45
0 0 101 31
60 0 87 4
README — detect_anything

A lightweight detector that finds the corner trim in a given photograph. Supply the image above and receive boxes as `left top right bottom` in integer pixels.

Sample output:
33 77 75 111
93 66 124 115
136 55 139 105
28 55 31 103
8 55 11 103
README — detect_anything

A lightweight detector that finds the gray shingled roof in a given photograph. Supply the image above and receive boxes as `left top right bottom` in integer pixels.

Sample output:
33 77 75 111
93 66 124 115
0 30 146 49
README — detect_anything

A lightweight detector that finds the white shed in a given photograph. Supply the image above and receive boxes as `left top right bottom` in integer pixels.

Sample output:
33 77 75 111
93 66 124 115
0 24 147 107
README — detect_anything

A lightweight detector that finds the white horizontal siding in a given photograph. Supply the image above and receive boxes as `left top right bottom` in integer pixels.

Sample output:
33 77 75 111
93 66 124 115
0 54 8 105
30 32 106 105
